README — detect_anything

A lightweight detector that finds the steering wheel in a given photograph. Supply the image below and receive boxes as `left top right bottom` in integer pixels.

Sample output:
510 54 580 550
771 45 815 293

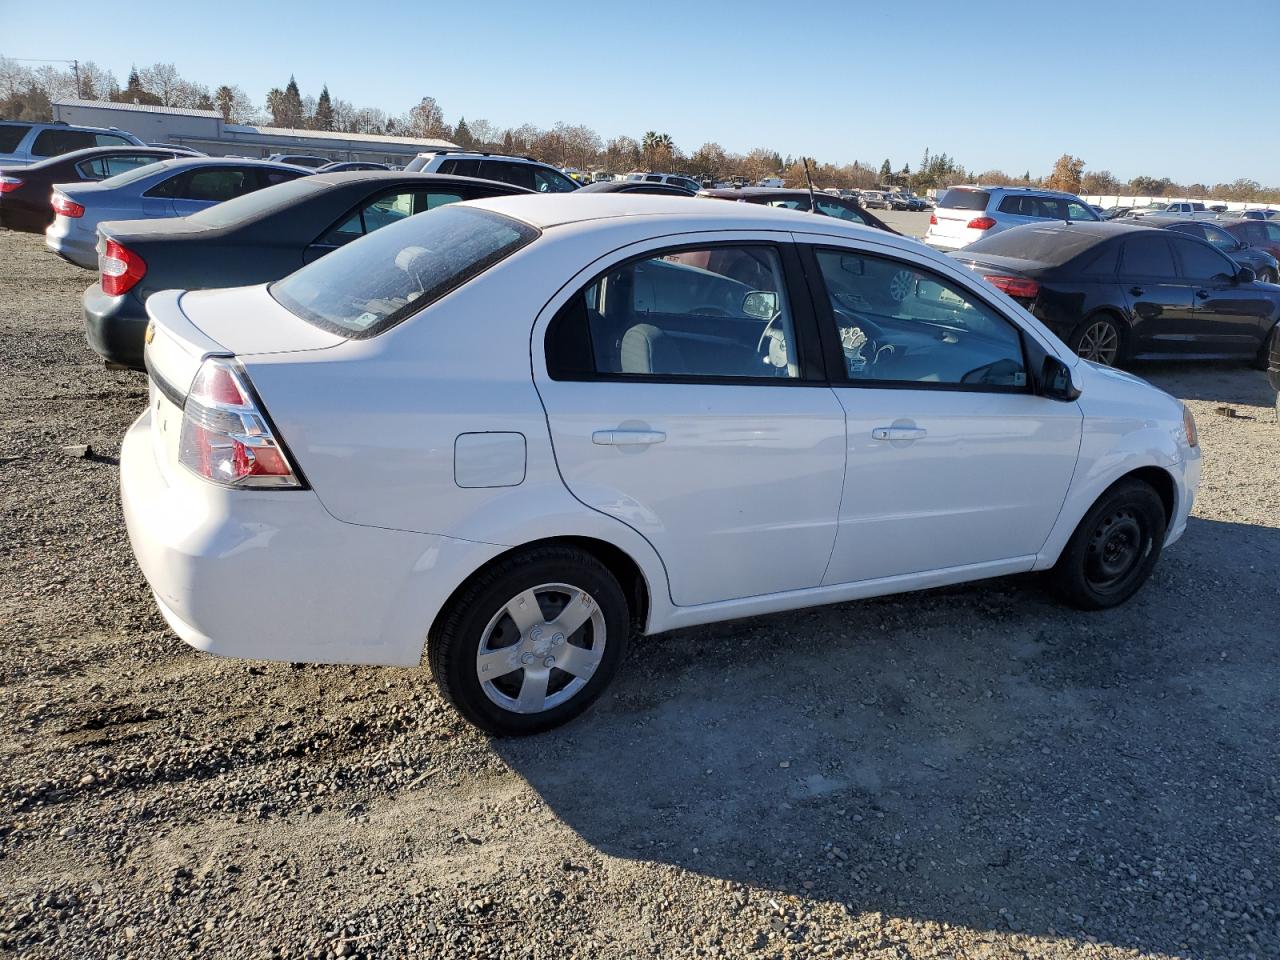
833 306 890 370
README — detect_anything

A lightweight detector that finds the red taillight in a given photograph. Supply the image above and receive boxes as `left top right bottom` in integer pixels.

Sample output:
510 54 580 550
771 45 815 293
929 213 937 225
51 192 84 218
985 275 1041 299
0 176 23 194
177 359 300 489
967 216 996 230
99 238 147 297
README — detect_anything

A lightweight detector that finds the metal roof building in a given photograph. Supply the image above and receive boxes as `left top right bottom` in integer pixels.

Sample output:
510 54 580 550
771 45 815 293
51 99 457 164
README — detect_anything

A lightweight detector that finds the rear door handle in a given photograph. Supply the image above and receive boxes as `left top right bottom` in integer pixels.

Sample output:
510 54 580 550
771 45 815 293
592 429 667 446
1195 289 1210 299
872 426 927 441
1130 286 1145 296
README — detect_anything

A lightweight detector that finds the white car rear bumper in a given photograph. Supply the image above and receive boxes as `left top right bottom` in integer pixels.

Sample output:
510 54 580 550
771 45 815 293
121 409 500 666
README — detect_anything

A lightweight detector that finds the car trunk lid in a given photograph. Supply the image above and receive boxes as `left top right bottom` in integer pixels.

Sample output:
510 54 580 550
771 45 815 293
931 188 991 238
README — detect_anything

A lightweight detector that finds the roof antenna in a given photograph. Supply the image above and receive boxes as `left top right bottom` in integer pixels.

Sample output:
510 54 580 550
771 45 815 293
802 157 818 210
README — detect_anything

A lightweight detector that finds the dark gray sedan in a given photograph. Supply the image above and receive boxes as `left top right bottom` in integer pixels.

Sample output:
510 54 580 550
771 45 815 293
85 171 530 369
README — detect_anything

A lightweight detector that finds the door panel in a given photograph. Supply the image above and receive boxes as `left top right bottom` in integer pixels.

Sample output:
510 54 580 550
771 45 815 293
1118 234 1198 355
825 389 1080 583
541 382 847 604
805 243 1082 584
535 236 846 607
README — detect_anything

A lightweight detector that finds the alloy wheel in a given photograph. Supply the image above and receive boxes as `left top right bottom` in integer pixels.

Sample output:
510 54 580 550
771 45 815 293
475 583 606 715
1076 320 1120 365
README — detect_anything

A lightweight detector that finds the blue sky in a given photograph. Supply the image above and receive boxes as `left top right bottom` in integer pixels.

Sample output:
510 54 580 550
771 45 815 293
4 0 1278 184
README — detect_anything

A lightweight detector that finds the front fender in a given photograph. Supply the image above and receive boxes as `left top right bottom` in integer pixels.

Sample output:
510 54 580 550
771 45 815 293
1033 366 1199 568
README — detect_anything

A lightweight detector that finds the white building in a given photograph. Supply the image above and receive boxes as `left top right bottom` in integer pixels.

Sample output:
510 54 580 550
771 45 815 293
51 99 457 165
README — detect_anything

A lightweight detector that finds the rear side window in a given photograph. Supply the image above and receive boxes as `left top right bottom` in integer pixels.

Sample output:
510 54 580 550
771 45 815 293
186 176 326 227
481 160 535 190
271 206 539 337
183 168 252 202
0 124 30 152
437 158 481 177
814 197 871 225
32 129 96 157
1121 236 1177 278
939 189 990 211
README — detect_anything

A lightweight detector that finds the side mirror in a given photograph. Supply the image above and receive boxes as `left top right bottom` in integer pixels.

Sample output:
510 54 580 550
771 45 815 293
742 291 779 319
1236 266 1256 284
1039 355 1081 402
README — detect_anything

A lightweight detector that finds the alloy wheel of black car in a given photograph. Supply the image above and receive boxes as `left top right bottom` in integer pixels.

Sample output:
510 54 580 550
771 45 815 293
1073 317 1122 366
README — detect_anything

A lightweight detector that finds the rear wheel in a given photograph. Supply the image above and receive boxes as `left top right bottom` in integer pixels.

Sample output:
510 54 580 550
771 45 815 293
1048 479 1167 610
1070 315 1124 366
427 546 630 736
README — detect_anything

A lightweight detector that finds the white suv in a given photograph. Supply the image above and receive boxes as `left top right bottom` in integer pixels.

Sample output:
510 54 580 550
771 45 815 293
404 151 579 193
925 185 1099 250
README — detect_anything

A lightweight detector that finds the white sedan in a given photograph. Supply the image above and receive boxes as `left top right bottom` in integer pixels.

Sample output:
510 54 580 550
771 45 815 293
122 195 1201 735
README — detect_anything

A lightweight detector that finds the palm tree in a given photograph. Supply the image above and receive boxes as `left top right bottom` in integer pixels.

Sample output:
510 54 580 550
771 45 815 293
641 131 675 171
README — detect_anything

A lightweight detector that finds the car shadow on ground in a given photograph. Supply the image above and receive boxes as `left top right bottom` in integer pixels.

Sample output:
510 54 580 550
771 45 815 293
495 516 1280 958
1132 360 1276 408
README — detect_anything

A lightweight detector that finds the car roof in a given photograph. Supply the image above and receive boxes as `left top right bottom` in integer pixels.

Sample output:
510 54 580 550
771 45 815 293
699 188 832 200
304 170 531 191
147 156 312 172
946 184 1083 198
465 193 916 246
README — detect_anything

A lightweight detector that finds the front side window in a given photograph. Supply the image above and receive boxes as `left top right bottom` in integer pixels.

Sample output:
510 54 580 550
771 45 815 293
533 167 578 193
814 197 871 225
813 248 1026 389
547 245 799 380
763 197 809 211
1172 238 1237 281
1065 200 1097 220
318 190 465 246
272 205 538 337
1200 225 1239 251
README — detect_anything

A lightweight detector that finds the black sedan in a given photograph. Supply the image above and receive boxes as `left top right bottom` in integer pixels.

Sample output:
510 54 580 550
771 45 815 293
85 171 530 369
577 180 697 196
0 146 198 232
951 221 1279 367
1148 217 1280 283
697 187 897 234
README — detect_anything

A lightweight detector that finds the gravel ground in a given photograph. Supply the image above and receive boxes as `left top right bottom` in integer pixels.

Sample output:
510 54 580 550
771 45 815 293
1 227 1278 960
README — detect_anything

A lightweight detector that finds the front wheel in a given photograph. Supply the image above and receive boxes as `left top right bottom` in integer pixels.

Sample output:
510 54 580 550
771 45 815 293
1048 479 1167 610
427 546 630 735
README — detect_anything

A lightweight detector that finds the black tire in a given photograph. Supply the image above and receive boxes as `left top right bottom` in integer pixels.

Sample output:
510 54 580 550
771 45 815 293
1069 313 1126 367
427 546 630 736
1253 322 1279 373
1048 479 1167 610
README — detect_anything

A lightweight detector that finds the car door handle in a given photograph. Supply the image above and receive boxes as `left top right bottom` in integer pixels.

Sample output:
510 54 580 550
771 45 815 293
592 429 666 446
872 426 927 441
1130 286 1145 296
1195 289 1210 299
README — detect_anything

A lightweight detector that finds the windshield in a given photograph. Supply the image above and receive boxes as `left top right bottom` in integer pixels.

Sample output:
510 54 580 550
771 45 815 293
939 189 990 210
271 205 539 338
188 177 326 228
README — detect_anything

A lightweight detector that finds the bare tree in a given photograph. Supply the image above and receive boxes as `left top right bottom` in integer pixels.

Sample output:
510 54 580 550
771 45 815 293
407 96 450 138
140 63 184 106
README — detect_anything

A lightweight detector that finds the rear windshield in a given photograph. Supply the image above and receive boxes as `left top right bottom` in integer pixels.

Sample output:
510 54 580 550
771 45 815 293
939 189 990 211
188 177 326 228
271 205 539 338
964 224 1106 267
